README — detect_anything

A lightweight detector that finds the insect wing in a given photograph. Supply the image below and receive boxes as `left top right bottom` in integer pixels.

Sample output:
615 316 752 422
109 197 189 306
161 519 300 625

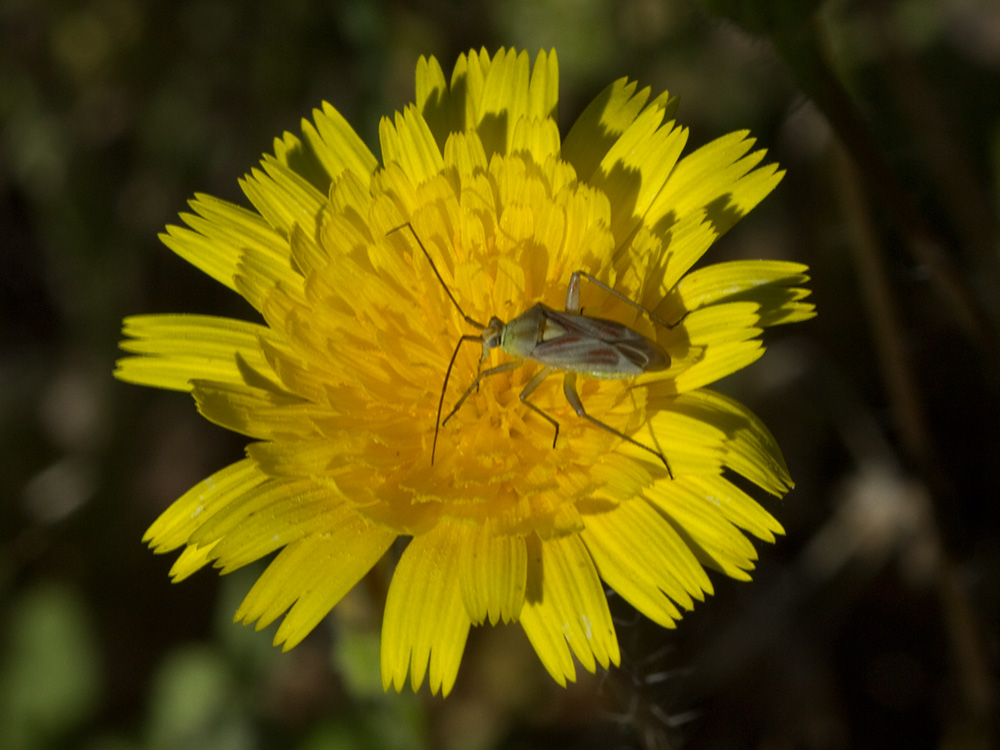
531 307 668 377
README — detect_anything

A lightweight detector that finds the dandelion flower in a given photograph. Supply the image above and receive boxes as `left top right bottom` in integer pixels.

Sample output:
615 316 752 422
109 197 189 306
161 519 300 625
116 48 814 696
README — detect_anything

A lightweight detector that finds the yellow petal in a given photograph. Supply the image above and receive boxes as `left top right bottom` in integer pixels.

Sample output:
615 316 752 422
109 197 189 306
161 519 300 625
239 154 328 240
379 105 445 187
475 48 530 154
245 438 336 477
676 259 815 327
528 49 559 121
144 459 266 552
443 130 489 176
455 48 488 133
420 48 557 146
415 54 448 127
210 489 331 573
562 78 651 177
116 314 277 392
672 388 793 495
671 340 764 393
510 117 562 162
582 498 711 626
649 131 783 241
458 523 527 625
667 301 766 392
684 474 785 543
682 301 762 346
381 524 472 696
592 94 687 246
168 540 218 581
191 380 318 440
639 403 726 477
186 478 322 550
235 508 394 649
519 534 619 685
159 193 289 302
646 479 764 580
232 242 307 312
298 101 379 186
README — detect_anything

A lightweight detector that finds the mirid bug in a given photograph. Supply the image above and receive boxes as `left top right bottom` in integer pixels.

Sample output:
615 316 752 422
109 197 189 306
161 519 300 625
392 225 674 477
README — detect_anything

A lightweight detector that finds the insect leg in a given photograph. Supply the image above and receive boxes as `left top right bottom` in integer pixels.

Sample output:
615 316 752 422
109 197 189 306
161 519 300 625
568 271 679 329
565 271 583 313
433 334 506 464
441 361 522 429
517 367 560 448
562 372 674 478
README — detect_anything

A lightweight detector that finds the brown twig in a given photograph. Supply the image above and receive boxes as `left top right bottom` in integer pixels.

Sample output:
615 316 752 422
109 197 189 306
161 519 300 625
771 19 1000 381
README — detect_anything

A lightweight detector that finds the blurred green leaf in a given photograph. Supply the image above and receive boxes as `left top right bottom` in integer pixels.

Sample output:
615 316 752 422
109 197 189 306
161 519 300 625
332 628 382 699
697 0 822 36
0 582 103 750
145 646 249 750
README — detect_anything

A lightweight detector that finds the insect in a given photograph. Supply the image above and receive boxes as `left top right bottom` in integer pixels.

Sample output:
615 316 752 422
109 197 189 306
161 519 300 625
391 224 674 477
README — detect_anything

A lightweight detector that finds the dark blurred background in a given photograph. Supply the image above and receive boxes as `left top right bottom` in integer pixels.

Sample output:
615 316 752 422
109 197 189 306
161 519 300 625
2 1 998 748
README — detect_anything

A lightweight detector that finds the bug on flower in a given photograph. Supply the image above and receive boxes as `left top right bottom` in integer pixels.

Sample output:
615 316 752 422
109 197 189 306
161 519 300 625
392 225 675 476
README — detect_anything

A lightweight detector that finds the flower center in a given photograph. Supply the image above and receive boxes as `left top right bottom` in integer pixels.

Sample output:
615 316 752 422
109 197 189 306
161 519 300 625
312 151 653 537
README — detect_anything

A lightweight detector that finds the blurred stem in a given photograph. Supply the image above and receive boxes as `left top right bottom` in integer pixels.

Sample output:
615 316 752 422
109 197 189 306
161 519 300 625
770 18 1000 382
830 147 932 477
773 12 999 740
868 3 998 275
834 119 997 748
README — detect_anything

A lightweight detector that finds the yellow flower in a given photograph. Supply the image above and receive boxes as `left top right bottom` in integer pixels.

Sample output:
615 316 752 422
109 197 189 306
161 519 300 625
116 48 814 696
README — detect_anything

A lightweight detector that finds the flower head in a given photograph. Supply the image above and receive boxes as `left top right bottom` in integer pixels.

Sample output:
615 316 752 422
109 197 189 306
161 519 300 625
116 48 814 696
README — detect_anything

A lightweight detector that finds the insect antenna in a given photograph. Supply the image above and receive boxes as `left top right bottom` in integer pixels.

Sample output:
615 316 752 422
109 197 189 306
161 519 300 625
387 223 488 464
388 223 485 329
